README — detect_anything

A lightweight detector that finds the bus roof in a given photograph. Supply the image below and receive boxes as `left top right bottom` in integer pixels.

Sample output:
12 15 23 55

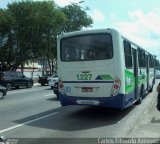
57 28 118 39
57 28 155 57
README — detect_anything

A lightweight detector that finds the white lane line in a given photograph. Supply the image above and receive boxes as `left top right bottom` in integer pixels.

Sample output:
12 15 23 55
0 112 58 134
8 88 41 94
44 94 54 97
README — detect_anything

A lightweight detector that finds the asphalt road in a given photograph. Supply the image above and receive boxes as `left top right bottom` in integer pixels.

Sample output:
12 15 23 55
0 82 158 144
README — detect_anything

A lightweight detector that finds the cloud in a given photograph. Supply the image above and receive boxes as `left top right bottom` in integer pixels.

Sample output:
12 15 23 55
112 8 160 59
90 9 105 23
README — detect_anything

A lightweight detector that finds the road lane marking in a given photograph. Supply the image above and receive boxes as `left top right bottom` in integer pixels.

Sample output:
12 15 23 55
0 112 58 134
8 89 41 94
8 87 49 94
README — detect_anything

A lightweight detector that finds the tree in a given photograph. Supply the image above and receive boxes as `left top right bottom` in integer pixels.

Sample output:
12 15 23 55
61 3 93 32
0 1 93 73
0 8 12 64
6 1 66 71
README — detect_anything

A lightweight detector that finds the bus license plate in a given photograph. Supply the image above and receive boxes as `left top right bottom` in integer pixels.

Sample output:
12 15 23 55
82 87 93 92
76 100 99 105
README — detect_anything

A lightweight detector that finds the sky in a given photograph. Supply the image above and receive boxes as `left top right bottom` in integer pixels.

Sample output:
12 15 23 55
1 0 160 60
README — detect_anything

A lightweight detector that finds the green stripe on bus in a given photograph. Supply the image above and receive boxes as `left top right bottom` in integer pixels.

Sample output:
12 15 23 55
125 70 134 94
125 69 147 94
100 74 113 80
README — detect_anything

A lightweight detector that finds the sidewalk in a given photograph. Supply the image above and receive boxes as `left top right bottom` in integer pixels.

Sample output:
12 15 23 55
129 85 160 138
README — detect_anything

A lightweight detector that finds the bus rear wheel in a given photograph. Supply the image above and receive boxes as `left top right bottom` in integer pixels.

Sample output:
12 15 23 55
148 84 153 92
136 95 142 105
136 86 144 105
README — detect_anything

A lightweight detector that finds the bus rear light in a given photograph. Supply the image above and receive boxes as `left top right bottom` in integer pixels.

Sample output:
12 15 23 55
58 79 66 94
114 84 119 89
59 84 64 88
112 89 118 94
111 77 121 96
59 82 64 89
115 79 120 83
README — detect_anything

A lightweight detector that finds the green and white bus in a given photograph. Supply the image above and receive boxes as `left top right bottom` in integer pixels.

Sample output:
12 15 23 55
57 28 155 109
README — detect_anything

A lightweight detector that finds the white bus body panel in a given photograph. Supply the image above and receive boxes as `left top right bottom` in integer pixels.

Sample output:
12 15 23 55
57 29 125 98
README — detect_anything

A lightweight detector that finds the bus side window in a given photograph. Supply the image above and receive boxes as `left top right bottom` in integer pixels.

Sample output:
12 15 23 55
124 41 132 68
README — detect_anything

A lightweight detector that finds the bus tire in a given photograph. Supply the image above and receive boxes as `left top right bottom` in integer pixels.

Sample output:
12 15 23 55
148 85 153 92
149 79 155 93
136 85 144 105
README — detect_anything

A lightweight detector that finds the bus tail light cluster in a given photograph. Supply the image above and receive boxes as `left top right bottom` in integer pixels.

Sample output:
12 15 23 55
111 77 121 96
59 80 64 89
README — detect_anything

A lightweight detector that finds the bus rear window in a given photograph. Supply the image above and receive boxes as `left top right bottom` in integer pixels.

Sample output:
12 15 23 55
60 34 113 61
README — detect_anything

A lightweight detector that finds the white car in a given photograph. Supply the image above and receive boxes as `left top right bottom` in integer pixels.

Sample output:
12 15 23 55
48 74 58 89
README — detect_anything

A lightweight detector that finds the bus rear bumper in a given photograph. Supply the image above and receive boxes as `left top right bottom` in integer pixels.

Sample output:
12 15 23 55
59 92 135 109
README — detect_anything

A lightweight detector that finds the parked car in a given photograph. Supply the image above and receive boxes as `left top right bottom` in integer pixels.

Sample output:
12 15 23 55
38 74 52 86
48 74 58 89
53 81 59 98
0 71 33 90
0 85 7 99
